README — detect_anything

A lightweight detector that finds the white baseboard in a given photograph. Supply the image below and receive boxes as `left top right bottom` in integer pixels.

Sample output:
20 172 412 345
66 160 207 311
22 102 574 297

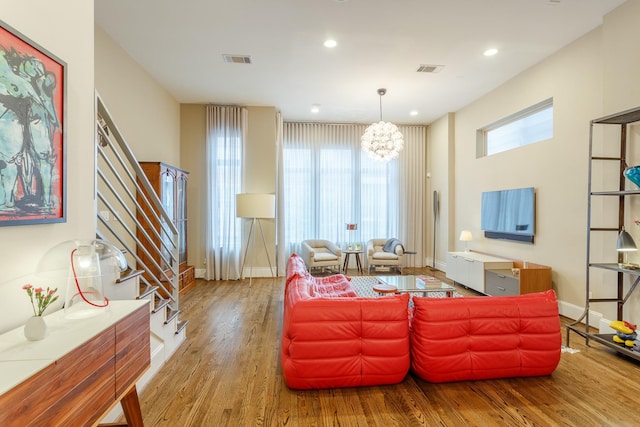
557 299 602 327
241 266 277 278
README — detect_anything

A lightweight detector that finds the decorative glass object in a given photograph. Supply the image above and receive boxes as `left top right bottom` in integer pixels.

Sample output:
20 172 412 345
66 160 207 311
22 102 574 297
36 239 127 319
624 166 640 188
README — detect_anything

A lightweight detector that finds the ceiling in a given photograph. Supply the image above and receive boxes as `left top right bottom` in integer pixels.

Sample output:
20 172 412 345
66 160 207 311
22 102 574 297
95 0 625 125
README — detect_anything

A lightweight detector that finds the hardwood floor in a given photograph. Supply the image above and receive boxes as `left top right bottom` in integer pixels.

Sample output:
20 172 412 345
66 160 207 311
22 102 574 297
136 268 640 426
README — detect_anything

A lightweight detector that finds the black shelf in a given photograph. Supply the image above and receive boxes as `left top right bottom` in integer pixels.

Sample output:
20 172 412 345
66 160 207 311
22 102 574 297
566 326 640 362
592 106 640 125
589 262 640 276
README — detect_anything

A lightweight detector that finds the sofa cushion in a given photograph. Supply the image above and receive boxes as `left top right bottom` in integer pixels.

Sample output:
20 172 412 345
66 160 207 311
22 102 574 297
372 251 399 260
314 251 339 262
281 293 411 389
410 290 561 383
286 253 309 286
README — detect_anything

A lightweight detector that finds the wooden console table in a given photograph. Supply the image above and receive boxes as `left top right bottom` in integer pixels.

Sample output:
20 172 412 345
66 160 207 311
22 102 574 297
0 300 150 426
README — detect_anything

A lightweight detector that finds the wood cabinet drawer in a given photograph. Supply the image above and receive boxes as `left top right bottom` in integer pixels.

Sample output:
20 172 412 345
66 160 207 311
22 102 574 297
485 269 520 296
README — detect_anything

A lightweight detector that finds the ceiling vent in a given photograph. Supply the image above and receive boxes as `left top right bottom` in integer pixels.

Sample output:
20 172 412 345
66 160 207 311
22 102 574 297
416 64 444 73
222 54 252 64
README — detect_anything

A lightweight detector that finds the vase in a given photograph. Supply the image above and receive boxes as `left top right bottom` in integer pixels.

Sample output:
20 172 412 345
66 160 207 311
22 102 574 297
24 316 48 341
624 166 640 188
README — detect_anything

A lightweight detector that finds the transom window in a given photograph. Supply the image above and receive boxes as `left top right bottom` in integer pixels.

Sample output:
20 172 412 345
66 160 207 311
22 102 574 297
477 98 553 157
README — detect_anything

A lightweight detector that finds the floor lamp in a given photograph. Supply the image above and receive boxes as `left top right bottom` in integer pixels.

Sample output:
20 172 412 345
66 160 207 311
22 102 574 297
236 193 275 286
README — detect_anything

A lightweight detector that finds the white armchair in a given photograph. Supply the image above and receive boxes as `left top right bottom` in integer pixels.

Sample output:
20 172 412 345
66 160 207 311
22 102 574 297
367 238 404 274
301 240 343 274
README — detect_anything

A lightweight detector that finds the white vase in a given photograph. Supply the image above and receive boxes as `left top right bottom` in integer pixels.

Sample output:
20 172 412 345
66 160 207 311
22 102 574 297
24 316 48 341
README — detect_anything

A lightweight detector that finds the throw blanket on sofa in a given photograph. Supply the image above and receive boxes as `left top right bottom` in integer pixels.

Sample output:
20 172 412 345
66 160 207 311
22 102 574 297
383 238 404 253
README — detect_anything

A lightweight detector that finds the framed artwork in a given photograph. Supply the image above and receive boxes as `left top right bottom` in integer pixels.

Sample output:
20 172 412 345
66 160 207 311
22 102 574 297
0 19 66 226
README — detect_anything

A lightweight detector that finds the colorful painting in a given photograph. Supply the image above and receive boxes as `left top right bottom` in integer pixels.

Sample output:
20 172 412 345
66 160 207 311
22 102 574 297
0 20 66 226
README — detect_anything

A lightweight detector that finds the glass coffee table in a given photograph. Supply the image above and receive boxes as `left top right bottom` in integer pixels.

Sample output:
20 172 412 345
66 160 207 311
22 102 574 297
373 275 455 297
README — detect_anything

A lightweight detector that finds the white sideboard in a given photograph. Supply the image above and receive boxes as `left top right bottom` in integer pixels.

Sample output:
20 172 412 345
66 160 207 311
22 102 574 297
446 251 513 293
0 300 149 426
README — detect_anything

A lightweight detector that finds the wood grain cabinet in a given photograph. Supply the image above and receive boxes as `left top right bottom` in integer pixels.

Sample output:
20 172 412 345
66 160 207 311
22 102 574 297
138 162 195 295
0 301 150 426
485 261 552 296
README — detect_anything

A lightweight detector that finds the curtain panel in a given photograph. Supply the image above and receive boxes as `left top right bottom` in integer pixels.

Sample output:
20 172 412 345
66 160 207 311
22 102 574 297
205 105 247 280
281 122 426 267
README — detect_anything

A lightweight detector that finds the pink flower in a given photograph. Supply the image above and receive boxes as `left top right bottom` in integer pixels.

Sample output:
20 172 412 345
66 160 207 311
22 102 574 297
22 285 58 317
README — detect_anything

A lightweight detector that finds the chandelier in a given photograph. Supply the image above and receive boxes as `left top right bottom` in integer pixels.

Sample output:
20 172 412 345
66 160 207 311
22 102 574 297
361 88 404 161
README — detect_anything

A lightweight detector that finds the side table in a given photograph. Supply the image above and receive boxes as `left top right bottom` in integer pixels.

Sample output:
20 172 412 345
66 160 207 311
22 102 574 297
343 250 364 274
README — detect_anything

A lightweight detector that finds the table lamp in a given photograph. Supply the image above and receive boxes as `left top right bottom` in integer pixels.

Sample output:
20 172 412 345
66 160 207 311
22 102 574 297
459 230 473 252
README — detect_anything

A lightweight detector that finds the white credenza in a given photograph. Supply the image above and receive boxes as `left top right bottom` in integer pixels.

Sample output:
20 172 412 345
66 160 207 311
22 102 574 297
446 251 513 293
0 300 150 426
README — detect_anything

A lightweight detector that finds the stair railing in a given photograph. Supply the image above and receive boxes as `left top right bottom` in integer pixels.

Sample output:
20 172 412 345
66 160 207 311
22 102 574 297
95 92 179 311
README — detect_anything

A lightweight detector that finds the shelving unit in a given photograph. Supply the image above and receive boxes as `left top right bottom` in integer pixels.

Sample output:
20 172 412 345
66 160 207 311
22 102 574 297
566 106 640 362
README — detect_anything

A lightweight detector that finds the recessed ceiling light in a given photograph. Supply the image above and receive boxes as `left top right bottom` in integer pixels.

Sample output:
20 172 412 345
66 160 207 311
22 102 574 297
311 104 320 113
324 39 337 48
410 110 418 116
483 48 498 57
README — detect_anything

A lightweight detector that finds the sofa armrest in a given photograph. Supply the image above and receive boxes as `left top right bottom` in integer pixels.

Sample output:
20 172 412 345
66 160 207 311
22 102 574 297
325 241 342 257
301 241 315 261
367 240 375 256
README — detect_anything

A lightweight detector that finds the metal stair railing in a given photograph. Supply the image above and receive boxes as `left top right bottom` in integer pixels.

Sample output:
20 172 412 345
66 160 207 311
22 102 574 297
95 92 179 313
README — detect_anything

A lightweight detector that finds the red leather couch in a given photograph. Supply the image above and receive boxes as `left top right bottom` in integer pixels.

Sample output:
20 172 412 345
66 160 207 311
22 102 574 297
410 290 561 383
281 254 411 389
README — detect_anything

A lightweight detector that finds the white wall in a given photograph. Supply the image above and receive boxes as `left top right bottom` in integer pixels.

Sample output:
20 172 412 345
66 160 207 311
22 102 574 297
442 2 640 325
95 26 180 165
0 1 95 332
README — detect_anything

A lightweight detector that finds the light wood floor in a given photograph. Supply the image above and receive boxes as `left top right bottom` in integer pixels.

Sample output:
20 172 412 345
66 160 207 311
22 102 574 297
136 268 640 426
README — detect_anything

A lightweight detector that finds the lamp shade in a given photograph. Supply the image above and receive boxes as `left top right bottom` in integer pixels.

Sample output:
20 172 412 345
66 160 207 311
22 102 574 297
617 229 637 252
236 193 276 219
459 230 473 242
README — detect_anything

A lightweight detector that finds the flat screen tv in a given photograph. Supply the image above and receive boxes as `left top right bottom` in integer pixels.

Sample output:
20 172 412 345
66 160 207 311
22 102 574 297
481 187 535 243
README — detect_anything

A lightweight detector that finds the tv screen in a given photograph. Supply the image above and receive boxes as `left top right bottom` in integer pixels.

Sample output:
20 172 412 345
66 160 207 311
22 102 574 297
481 187 535 243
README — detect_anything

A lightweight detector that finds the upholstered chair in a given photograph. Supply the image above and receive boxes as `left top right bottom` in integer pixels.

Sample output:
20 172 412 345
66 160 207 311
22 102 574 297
301 240 343 273
367 238 404 274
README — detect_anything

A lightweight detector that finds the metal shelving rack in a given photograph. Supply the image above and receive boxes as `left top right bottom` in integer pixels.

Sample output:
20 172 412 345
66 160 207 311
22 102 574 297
566 106 640 362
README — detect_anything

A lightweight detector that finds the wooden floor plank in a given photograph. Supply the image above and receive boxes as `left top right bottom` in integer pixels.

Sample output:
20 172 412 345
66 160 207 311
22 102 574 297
131 268 640 426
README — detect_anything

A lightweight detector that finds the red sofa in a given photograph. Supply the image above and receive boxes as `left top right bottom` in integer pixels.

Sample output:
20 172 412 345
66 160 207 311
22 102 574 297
410 290 561 383
281 254 411 389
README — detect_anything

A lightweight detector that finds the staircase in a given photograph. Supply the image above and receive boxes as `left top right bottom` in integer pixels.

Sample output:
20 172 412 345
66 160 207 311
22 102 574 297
94 93 188 398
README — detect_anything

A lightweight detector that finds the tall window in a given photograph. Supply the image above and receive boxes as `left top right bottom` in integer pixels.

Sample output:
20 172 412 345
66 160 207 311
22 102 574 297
282 123 399 254
205 106 247 280
478 98 553 157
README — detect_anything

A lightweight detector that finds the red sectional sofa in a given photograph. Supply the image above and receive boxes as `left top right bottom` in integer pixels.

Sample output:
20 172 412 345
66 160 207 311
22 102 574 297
281 254 561 389
281 254 411 389
410 290 562 383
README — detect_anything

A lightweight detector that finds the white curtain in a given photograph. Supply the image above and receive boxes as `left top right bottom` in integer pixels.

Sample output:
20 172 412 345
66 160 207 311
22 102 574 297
281 122 426 265
275 112 286 276
205 105 247 280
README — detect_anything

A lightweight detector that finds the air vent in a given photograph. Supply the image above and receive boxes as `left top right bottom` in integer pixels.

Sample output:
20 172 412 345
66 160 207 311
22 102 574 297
222 54 252 64
416 64 444 73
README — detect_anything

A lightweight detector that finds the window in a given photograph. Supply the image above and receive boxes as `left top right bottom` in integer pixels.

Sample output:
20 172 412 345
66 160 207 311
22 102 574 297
282 123 399 251
477 98 553 157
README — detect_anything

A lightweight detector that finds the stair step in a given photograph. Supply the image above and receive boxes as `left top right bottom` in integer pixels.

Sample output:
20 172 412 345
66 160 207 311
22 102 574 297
176 320 189 335
138 284 159 300
152 297 170 314
165 308 180 325
116 268 144 283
